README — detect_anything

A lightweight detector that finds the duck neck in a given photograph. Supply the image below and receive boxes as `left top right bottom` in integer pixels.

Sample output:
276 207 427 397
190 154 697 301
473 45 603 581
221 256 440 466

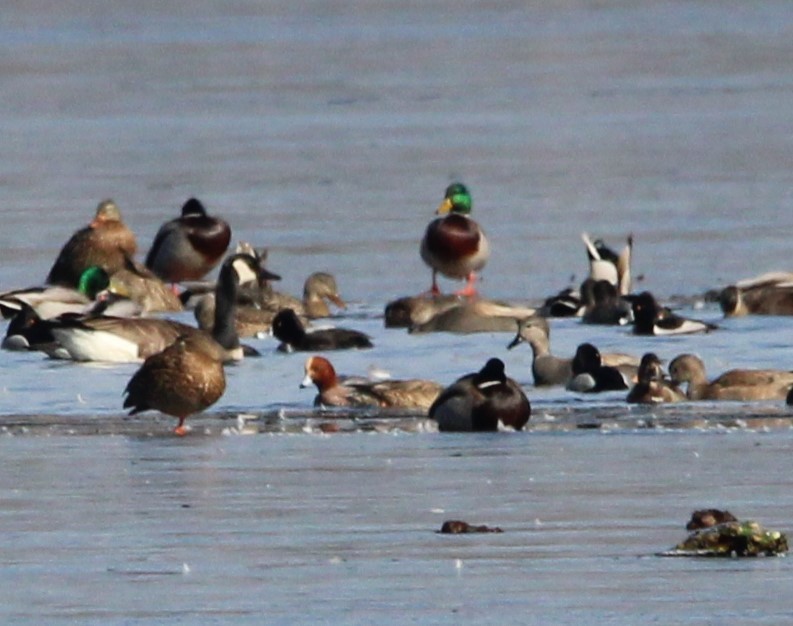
527 332 551 359
212 269 240 350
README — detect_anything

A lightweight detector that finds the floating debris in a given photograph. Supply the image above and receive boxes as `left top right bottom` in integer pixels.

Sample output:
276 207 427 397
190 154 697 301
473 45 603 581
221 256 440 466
686 508 738 530
660 514 788 557
438 520 503 534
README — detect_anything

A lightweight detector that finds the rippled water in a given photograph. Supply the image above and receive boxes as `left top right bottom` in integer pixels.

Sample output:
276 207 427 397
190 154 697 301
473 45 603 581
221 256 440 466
2 1 793 623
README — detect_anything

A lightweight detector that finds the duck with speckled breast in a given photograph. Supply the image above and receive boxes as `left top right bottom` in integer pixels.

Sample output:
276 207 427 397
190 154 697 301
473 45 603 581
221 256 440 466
420 183 489 297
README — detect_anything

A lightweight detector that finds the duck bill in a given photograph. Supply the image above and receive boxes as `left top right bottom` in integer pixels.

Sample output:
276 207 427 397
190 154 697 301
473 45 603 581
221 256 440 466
436 197 453 215
299 373 313 389
328 293 347 309
506 333 523 350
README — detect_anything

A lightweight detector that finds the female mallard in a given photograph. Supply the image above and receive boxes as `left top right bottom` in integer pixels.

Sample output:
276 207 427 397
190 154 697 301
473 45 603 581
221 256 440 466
123 333 226 436
420 183 489 297
47 253 259 363
669 353 793 401
47 200 138 288
429 358 530 432
300 355 443 410
145 198 231 283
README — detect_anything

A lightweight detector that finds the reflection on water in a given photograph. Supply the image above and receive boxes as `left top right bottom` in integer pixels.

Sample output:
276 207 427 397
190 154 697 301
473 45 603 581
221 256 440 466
2 0 793 623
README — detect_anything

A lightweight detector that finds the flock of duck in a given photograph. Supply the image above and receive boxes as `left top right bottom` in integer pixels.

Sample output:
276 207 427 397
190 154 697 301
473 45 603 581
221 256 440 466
2 183 793 435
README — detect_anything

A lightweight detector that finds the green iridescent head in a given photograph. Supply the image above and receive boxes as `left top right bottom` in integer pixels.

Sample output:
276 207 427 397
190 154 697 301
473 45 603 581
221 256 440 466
77 266 111 298
438 182 472 215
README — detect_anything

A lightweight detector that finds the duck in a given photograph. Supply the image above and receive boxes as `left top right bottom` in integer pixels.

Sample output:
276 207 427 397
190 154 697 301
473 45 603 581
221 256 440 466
581 279 632 325
668 353 793 401
44 253 261 363
261 271 347 319
631 291 717 335
46 199 138 288
567 343 631 393
300 356 443 410
507 317 640 387
107 256 183 313
581 233 633 296
145 197 231 283
719 273 793 317
271 308 373 352
1 265 112 320
428 358 530 432
409 299 537 334
123 333 226 436
626 353 685 404
538 285 584 318
384 294 464 328
420 183 489 297
506 316 572 386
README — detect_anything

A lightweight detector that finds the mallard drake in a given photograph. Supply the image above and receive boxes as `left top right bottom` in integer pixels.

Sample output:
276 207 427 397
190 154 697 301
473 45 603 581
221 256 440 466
719 273 793 317
631 291 717 335
47 200 138 288
409 299 537 334
46 253 260 363
668 353 793 401
271 308 373 352
507 317 639 387
567 343 631 393
429 358 530 432
300 356 443 410
581 233 632 296
420 183 489 297
145 198 231 283
1 265 111 320
626 352 685 404
123 333 226 435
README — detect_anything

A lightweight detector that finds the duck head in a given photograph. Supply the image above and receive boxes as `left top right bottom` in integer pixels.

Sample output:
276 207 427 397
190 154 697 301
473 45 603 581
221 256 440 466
572 343 602 375
301 355 337 391
437 183 472 216
272 308 307 344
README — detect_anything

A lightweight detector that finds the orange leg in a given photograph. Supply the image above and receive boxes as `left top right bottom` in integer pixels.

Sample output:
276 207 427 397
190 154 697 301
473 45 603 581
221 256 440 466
173 417 188 436
454 272 479 298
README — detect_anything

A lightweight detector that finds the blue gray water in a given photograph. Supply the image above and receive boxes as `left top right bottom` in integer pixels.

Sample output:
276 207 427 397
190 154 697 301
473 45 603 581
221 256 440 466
2 1 793 623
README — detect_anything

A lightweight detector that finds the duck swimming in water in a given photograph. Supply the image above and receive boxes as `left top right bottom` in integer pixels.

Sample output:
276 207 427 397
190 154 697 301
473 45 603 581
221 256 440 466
420 183 489 297
300 356 443 410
